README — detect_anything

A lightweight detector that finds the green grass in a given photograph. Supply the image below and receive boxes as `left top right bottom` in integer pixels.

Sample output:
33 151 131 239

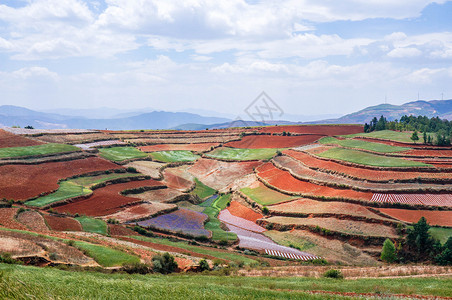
319 137 411 153
0 143 79 158
149 150 200 163
98 147 148 162
73 241 139 267
241 185 297 206
317 147 431 168
430 227 452 244
342 130 434 144
192 178 216 200
131 235 254 264
206 147 281 161
75 217 108 235
26 172 140 207
264 230 316 251
199 194 237 241
2 263 452 299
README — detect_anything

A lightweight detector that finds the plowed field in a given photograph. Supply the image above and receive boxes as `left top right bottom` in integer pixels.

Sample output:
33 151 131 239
16 210 50 232
133 188 183 203
162 166 194 191
227 201 263 222
54 179 164 216
43 214 83 231
225 135 324 149
188 158 261 190
269 198 392 222
0 129 43 148
0 157 121 201
103 202 177 223
257 125 363 135
0 208 28 230
371 193 452 207
378 208 452 226
139 143 219 152
399 149 452 158
285 149 452 182
256 163 373 201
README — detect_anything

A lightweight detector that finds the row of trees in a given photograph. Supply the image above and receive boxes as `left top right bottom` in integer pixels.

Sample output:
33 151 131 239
381 217 452 265
364 115 451 145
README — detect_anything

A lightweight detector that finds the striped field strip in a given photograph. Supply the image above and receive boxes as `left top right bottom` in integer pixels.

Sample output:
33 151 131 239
371 193 452 207
265 250 320 261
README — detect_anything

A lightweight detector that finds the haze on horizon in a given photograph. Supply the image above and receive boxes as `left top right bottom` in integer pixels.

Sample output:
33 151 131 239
0 0 451 118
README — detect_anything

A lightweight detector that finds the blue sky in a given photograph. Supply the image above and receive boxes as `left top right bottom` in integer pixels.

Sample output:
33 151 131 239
0 0 451 118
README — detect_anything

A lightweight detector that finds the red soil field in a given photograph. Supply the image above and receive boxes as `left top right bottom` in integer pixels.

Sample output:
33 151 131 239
401 149 452 158
43 214 82 231
379 208 452 226
188 158 262 190
0 129 44 148
284 149 452 181
16 210 50 232
258 125 363 135
54 179 164 217
139 143 219 152
108 224 136 236
103 202 177 223
225 135 324 149
0 157 122 201
0 208 28 230
256 162 373 201
227 201 263 222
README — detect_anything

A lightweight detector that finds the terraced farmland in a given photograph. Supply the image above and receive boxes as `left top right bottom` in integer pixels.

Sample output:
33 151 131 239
98 146 148 162
0 143 80 158
206 147 280 161
149 150 200 163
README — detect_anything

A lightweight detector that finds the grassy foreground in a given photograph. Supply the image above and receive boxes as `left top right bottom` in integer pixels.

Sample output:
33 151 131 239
1 263 451 299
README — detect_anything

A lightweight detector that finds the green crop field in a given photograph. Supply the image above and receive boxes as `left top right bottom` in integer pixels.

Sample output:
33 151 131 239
199 194 237 241
241 185 297 206
317 148 431 168
0 143 79 158
2 263 451 299
98 147 148 162
131 234 254 264
319 137 411 153
429 227 452 244
206 147 280 161
149 150 200 163
26 173 141 207
75 217 108 235
73 241 139 267
192 178 216 199
342 130 434 144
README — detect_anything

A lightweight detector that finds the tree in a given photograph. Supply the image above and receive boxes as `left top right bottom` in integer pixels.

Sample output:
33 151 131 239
411 131 419 144
152 252 178 274
380 239 396 263
423 131 427 144
406 217 434 261
199 259 210 271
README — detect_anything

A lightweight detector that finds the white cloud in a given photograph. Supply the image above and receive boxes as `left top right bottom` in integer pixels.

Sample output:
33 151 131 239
12 67 59 80
387 47 422 58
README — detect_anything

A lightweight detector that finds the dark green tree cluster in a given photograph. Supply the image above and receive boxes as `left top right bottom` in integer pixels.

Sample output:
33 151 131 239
392 217 451 265
364 115 451 145
152 252 178 274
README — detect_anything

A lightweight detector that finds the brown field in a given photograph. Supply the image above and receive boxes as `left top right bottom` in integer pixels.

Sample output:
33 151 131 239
162 166 195 191
225 135 324 149
0 129 44 148
43 214 83 231
108 224 136 236
54 179 164 216
124 160 165 179
285 149 452 182
0 207 28 230
0 157 122 201
139 143 220 152
125 136 239 144
378 208 452 226
16 210 50 233
102 202 177 223
227 200 263 222
269 198 393 222
133 187 184 203
31 132 114 144
188 158 261 190
256 162 373 201
264 216 397 238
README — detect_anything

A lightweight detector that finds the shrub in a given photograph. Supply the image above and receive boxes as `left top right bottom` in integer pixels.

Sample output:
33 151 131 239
0 253 20 265
65 240 75 247
262 206 269 215
265 223 274 230
323 269 343 279
17 207 26 214
122 262 152 274
380 239 396 263
152 253 178 274
199 259 210 272
126 167 138 173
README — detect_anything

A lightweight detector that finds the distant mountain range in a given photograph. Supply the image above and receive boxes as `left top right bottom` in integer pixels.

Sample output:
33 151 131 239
1 99 451 130
314 99 452 124
0 105 231 130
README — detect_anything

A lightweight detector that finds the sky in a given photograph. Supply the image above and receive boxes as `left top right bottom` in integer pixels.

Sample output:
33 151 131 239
0 0 451 119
